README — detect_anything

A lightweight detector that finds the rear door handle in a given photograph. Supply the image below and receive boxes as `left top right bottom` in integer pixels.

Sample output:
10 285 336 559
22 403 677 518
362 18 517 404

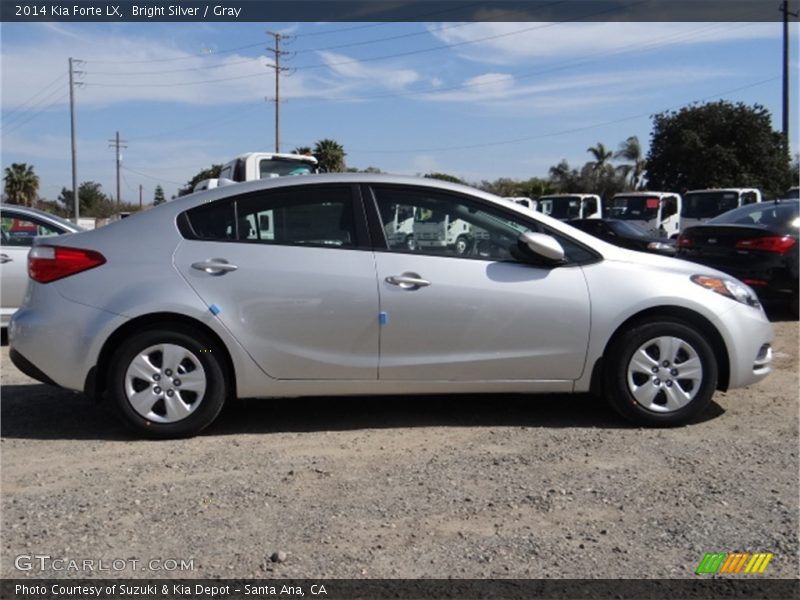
0 254 11 264
385 272 431 290
191 258 238 275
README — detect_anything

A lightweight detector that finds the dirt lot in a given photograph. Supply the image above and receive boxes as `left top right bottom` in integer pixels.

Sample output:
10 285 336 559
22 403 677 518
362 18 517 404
1 312 797 580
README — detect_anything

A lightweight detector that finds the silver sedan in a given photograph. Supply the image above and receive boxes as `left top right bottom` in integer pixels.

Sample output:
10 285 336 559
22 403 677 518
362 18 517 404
9 174 773 437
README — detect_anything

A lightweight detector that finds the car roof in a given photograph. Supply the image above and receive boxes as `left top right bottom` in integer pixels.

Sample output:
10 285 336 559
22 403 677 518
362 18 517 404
0 203 83 231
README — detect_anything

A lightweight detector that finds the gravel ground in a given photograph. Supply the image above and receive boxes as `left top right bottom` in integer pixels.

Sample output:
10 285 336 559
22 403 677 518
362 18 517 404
1 311 797 580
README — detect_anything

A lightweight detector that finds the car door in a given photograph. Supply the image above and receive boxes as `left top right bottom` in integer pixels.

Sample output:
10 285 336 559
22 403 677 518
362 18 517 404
173 184 380 380
1 211 66 325
367 185 592 381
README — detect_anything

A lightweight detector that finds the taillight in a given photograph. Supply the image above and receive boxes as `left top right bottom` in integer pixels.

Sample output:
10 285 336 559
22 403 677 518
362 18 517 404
676 235 692 248
29 246 106 283
735 236 796 254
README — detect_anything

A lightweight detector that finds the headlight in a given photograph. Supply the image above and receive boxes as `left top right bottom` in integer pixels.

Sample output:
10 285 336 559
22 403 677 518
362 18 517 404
691 275 760 307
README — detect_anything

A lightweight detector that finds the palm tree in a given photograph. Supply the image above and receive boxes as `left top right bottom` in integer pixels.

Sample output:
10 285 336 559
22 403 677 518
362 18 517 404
292 146 313 156
4 163 40 206
586 143 613 172
313 139 346 173
614 136 646 190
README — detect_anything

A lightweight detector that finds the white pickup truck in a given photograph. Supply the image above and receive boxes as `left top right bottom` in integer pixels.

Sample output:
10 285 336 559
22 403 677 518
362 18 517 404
536 194 602 220
194 152 318 192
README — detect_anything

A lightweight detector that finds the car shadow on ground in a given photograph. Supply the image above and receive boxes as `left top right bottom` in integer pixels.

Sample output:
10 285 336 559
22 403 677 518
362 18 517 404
0 383 725 441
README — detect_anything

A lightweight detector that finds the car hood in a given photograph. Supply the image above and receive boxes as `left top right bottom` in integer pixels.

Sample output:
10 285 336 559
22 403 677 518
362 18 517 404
601 243 731 279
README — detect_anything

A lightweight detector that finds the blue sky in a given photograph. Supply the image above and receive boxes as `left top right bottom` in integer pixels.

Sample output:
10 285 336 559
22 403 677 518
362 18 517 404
1 20 797 203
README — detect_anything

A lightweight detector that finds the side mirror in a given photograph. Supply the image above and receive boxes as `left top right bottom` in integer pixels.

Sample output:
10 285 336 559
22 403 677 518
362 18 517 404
518 231 565 262
259 214 270 230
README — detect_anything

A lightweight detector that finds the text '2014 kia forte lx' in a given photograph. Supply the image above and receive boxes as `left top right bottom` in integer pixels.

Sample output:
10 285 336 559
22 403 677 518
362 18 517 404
9 175 773 438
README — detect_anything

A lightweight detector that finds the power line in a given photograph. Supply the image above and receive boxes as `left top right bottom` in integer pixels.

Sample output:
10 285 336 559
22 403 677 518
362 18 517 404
85 2 488 65
126 101 264 142
1 91 69 135
85 1 630 87
85 3 567 77
2 73 68 122
341 21 760 103
86 21 759 146
346 76 781 154
121 165 185 186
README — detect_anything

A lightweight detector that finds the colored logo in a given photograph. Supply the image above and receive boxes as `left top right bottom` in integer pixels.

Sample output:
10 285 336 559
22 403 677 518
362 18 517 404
696 552 773 575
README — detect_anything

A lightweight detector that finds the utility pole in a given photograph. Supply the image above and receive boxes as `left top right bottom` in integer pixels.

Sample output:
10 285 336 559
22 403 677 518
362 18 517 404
780 1 798 147
68 57 84 223
139 184 143 210
266 31 292 153
108 131 128 212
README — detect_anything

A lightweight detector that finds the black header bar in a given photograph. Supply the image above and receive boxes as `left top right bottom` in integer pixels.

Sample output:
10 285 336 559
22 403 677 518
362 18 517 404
1 1 797 23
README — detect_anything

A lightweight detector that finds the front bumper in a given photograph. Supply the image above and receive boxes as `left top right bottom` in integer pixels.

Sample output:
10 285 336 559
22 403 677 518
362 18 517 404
716 301 774 389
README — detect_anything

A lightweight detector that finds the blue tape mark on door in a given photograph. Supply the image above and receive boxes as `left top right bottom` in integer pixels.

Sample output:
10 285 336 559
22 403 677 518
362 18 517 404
379 311 388 326
209 304 221 316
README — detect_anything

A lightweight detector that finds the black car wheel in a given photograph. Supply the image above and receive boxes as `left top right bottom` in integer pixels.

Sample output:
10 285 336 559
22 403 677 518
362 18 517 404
604 318 718 426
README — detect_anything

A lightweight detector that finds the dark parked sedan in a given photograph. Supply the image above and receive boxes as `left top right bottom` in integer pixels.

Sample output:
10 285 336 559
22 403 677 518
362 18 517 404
568 218 677 256
677 200 799 314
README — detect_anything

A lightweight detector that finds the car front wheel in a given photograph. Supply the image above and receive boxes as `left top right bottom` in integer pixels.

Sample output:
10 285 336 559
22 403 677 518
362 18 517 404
109 327 228 438
604 319 718 426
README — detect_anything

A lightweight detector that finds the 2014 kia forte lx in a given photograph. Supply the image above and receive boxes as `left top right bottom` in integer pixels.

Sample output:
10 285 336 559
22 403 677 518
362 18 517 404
9 174 773 438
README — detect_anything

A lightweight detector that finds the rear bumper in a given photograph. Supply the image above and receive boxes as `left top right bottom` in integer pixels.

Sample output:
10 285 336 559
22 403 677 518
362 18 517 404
9 285 127 392
9 347 61 387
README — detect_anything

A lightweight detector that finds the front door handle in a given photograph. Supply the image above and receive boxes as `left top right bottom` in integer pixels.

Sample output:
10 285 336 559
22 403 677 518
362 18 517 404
0 254 11 264
191 258 238 275
385 272 431 290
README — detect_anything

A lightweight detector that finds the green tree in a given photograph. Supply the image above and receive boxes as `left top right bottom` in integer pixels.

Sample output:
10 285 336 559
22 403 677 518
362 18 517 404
313 139 346 173
424 172 465 184
292 146 313 156
178 164 222 196
153 185 166 206
586 143 614 173
58 181 113 217
614 136 646 190
4 163 40 206
646 101 792 196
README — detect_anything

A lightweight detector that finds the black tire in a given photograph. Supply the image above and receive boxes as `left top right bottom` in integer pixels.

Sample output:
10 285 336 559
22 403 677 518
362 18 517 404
109 326 229 438
604 318 718 427
454 235 472 256
405 234 416 251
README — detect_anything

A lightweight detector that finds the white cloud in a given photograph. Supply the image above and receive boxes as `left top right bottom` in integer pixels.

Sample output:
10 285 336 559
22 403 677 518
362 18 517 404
427 22 778 65
416 66 735 110
316 51 419 90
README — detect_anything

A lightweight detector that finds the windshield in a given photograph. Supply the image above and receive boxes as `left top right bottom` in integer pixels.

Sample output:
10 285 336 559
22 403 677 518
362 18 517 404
414 208 447 223
538 196 582 219
607 220 651 238
259 159 315 178
608 196 659 221
682 191 739 219
708 201 799 234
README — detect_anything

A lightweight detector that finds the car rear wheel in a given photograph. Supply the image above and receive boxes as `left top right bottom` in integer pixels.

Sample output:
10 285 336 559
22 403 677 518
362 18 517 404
604 319 718 426
109 327 228 438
